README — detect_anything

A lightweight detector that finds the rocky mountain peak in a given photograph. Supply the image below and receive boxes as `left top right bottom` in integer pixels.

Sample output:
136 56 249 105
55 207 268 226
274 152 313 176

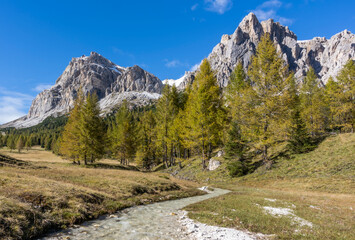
237 12 263 42
169 13 354 89
1 52 163 129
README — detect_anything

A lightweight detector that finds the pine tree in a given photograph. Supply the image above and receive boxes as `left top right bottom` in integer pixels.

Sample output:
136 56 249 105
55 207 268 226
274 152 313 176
245 33 293 164
336 60 355 132
288 109 313 153
225 121 246 159
185 59 226 169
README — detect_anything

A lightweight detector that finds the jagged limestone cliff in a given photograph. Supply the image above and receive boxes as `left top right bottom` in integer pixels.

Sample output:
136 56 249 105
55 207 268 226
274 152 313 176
2 52 163 128
171 13 355 89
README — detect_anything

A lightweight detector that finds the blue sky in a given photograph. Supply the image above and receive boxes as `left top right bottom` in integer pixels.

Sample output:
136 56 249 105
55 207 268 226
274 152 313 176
0 0 354 124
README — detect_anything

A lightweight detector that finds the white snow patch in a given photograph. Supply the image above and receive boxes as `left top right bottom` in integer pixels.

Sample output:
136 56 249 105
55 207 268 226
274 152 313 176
263 206 313 228
309 205 320 210
264 198 277 202
178 210 266 240
297 40 311 43
99 91 161 115
198 186 213 193
163 75 186 87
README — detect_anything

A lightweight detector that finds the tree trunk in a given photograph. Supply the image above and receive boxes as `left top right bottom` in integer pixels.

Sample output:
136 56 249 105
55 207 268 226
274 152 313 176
202 140 206 169
164 144 169 168
262 145 268 163
208 143 212 160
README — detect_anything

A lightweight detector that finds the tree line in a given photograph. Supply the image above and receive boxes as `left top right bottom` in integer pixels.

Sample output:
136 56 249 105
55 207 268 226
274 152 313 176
1 34 354 173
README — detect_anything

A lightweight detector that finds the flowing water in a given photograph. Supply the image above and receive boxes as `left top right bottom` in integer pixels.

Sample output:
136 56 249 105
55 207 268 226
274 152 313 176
41 188 230 240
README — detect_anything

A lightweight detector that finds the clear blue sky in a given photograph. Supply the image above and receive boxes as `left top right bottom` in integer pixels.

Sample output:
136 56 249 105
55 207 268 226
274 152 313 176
0 0 354 124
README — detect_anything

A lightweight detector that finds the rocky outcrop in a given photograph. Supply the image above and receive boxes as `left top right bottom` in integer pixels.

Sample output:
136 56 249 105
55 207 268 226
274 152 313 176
2 52 163 128
168 12 355 88
208 158 221 171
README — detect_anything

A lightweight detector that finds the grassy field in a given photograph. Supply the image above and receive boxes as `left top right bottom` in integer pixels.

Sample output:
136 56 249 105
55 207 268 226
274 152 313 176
0 147 202 239
177 133 355 239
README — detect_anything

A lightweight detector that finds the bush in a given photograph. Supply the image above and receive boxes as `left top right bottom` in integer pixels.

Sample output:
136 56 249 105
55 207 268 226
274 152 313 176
227 160 249 177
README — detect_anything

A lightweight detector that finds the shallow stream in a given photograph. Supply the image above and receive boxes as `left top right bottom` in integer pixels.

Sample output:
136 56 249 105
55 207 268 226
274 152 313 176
41 188 230 240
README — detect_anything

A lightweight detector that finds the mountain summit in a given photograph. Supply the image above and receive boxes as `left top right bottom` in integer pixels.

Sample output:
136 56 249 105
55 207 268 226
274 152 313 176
2 52 163 128
169 12 355 89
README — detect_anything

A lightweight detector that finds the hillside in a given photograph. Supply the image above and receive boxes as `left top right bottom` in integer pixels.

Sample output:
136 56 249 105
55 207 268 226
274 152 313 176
177 133 355 239
167 133 355 193
239 133 355 193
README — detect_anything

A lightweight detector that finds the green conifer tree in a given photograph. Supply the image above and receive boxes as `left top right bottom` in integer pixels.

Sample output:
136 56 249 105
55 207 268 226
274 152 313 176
136 110 157 169
336 60 355 132
185 59 226 169
79 93 106 164
111 101 136 165
25 136 32 151
245 33 293 164
59 90 84 164
16 136 25 153
300 67 328 136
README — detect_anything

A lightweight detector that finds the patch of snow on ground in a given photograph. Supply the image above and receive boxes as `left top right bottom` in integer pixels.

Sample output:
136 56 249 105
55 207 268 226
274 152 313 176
198 186 214 193
264 198 277 202
178 210 266 240
263 206 313 228
309 205 320 210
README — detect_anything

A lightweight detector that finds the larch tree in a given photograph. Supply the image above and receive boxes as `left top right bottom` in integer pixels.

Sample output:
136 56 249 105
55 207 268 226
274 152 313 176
16 136 25 153
136 109 157 169
155 85 181 168
79 93 106 164
336 60 355 132
245 33 293 164
7 136 16 152
325 77 343 131
25 136 32 151
300 67 328 136
185 59 226 169
59 90 84 164
111 101 136 165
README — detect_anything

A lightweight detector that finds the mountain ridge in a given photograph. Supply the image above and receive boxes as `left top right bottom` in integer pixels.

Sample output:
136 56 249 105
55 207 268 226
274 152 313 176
166 12 354 88
1 52 163 129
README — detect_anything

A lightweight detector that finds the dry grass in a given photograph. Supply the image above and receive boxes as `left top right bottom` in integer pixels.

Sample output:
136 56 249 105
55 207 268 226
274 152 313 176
0 147 202 239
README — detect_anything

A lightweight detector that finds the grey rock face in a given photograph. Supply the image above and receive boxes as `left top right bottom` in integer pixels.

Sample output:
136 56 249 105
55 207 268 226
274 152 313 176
176 12 355 88
2 52 163 128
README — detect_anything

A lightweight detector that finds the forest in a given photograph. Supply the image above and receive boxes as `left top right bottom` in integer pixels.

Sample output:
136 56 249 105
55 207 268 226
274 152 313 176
1 34 354 175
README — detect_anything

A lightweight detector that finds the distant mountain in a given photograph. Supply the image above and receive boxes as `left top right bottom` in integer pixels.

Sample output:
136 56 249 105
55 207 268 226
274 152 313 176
165 12 355 88
1 52 163 128
2 13 354 129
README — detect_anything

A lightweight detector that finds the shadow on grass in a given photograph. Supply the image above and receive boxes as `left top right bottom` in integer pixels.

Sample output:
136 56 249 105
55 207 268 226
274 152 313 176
81 162 139 171
0 153 47 169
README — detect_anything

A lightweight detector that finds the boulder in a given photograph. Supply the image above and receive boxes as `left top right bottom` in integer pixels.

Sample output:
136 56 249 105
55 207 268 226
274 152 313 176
208 158 221 171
